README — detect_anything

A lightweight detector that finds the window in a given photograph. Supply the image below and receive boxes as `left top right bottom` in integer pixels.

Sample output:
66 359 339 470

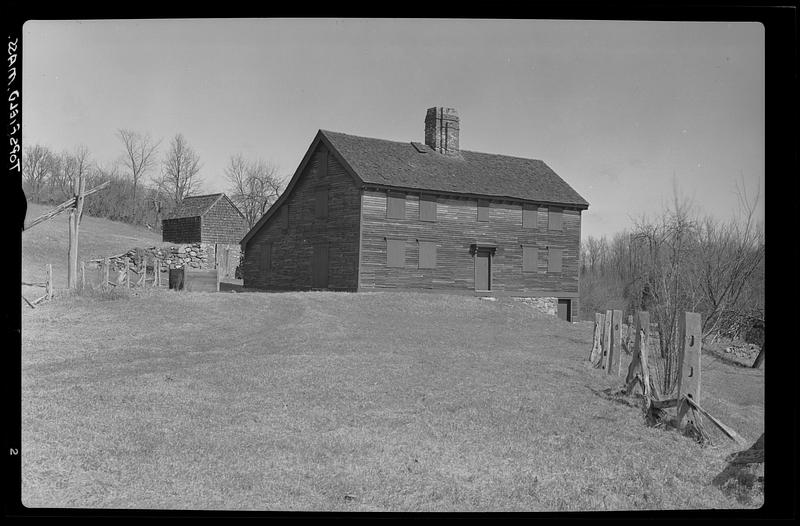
522 245 538 272
548 247 563 273
548 207 563 231
262 243 272 274
419 195 437 222
315 188 328 219
387 193 406 219
477 200 489 222
386 238 405 267
280 205 288 231
418 241 437 269
317 148 328 179
523 204 538 229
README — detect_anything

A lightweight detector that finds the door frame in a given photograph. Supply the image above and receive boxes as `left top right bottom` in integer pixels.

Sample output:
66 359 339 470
312 243 329 289
470 244 496 292
557 298 572 322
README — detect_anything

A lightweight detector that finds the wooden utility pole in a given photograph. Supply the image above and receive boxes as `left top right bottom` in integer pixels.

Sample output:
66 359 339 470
67 174 86 289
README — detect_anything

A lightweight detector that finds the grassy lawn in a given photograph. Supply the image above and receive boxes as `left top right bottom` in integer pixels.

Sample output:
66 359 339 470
20 290 764 511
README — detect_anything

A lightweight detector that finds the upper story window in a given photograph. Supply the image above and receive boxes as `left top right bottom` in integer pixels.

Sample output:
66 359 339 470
314 187 328 219
387 192 406 219
548 207 563 231
279 204 289 231
477 200 490 222
419 194 437 222
522 204 538 229
317 148 328 179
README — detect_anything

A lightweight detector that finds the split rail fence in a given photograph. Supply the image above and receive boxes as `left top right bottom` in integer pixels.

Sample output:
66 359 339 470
21 264 54 308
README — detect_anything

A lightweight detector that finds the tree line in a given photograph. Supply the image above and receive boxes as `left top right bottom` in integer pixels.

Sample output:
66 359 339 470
580 186 764 393
22 130 285 230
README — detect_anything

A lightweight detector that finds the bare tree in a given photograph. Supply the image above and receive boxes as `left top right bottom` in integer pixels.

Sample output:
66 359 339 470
22 144 55 202
692 183 764 339
160 133 203 208
118 129 160 221
225 154 284 227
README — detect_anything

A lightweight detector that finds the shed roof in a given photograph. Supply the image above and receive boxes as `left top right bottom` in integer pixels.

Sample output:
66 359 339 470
167 194 225 219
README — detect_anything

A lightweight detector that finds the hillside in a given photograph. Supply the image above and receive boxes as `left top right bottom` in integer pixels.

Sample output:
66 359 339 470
22 202 164 291
21 290 764 511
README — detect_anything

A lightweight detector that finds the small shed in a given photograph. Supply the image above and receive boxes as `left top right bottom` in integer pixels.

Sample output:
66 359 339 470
162 193 247 245
162 193 247 279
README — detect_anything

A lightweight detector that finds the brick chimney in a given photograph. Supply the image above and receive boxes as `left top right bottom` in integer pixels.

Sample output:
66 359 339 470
424 107 459 155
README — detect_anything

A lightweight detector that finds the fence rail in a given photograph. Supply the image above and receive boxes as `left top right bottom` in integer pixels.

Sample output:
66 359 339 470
82 255 165 289
21 264 53 308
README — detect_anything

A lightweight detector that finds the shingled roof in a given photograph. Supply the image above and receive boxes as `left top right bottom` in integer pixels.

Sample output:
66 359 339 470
321 130 590 208
168 194 225 219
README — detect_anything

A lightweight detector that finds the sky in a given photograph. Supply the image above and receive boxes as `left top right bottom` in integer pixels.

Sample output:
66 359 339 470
22 18 765 240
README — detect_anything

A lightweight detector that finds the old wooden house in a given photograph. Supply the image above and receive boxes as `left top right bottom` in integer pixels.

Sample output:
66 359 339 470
241 107 590 320
162 193 248 278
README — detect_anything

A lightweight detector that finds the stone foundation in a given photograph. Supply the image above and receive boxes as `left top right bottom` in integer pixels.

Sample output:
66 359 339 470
513 297 558 317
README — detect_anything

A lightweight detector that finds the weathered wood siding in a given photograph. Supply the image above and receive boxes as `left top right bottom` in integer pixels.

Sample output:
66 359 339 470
162 216 201 244
359 190 581 317
201 197 248 245
242 144 361 290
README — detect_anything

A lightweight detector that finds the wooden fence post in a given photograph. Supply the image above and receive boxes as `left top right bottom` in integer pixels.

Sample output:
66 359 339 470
45 264 53 300
80 261 85 289
625 311 651 400
601 309 613 370
104 258 110 288
155 260 160 287
590 312 603 365
626 314 634 351
677 312 702 429
608 309 623 375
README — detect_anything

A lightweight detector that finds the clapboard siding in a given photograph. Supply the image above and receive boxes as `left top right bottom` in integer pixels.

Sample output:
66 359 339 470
359 190 581 299
242 144 361 290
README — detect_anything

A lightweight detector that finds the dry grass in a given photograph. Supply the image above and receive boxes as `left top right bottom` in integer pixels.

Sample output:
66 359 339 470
22 202 163 293
21 290 764 511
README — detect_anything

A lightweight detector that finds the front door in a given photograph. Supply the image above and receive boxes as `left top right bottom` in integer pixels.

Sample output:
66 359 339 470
475 250 491 291
312 244 329 289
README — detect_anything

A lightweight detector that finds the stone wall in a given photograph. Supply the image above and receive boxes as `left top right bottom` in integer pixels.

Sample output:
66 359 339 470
87 242 242 274
513 296 558 317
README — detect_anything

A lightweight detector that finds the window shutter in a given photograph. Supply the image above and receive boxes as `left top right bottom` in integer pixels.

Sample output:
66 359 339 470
315 188 328 219
318 148 328 179
419 195 437 222
548 207 563 231
387 193 406 219
262 243 272 274
280 205 288 231
418 241 437 269
386 239 405 267
477 200 489 222
548 247 563 273
522 245 538 272
523 204 538 229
